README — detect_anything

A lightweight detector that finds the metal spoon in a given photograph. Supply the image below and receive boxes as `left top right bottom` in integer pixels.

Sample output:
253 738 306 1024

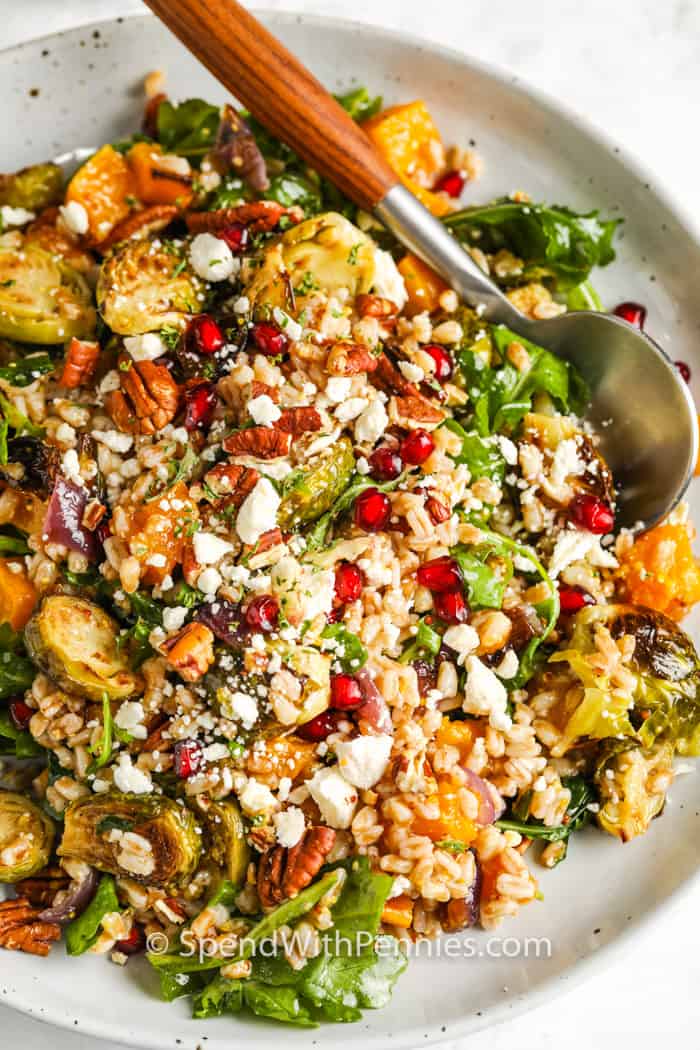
142 0 697 529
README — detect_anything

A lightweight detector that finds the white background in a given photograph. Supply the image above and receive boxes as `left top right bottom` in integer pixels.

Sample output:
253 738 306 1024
2 1 700 1047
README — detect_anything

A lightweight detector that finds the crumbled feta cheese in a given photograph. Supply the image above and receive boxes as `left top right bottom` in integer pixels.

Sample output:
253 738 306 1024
91 429 134 454
114 700 147 741
299 567 335 622
334 397 368 422
197 567 223 595
193 531 233 565
550 438 584 488
235 477 280 546
58 200 89 236
61 448 84 486
258 460 293 481
398 360 425 384
388 875 412 899
220 689 258 729
462 655 511 730
189 232 235 281
233 295 250 314
497 435 518 465
239 778 277 816
162 606 188 632
355 399 388 445
272 307 302 342
442 624 480 665
248 393 281 427
123 332 168 362
356 456 370 475
98 369 121 395
113 753 153 794
55 422 76 446
203 743 230 762
372 248 408 309
494 649 519 680
334 734 392 789
0 205 34 227
273 806 305 848
145 553 167 568
306 767 358 829
325 377 353 404
548 529 617 578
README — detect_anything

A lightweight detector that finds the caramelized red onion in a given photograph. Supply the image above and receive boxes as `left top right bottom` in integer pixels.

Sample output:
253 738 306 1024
195 598 246 647
43 476 99 560
461 767 505 825
354 668 393 734
38 866 99 924
214 103 269 192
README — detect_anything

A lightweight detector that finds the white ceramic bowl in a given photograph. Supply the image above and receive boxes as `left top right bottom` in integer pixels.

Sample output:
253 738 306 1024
1 11 700 1049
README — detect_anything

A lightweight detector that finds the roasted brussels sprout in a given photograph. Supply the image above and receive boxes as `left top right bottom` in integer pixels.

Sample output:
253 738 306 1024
244 212 376 314
196 797 250 889
59 791 202 886
280 645 332 725
96 239 205 335
277 437 355 531
0 162 64 212
549 603 700 756
0 790 55 882
523 412 614 506
25 595 140 702
0 233 96 344
594 737 673 842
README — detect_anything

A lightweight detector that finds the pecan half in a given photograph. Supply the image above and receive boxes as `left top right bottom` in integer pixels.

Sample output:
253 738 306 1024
202 464 260 525
58 337 100 389
276 407 323 435
142 91 167 137
257 826 336 908
15 868 69 908
105 353 181 435
373 352 420 397
391 394 445 425
356 294 399 327
325 341 379 376
222 427 292 459
100 204 179 251
162 622 215 682
185 200 288 236
248 381 280 403
426 495 450 524
0 898 61 956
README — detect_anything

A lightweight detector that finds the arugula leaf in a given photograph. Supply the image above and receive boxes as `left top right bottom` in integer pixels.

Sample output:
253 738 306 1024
244 982 316 1027
321 624 368 673
266 172 322 215
566 279 603 312
87 693 114 774
334 87 383 123
0 710 41 757
443 419 506 484
156 98 220 157
452 538 514 610
0 391 44 464
398 617 441 664
0 532 30 555
444 199 620 290
0 354 54 388
0 623 36 701
65 874 121 955
330 856 394 942
303 937 405 1022
496 774 595 864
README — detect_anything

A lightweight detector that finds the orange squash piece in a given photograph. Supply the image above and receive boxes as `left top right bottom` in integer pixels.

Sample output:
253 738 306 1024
435 717 481 764
363 100 451 217
65 145 136 245
127 482 198 586
397 253 449 316
413 773 476 844
381 894 414 929
245 734 317 785
617 519 700 620
127 142 194 208
0 558 37 630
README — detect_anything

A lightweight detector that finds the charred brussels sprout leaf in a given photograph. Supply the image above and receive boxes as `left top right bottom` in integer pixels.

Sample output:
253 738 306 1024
97 239 205 335
59 792 202 887
0 235 96 344
0 162 64 211
196 796 250 890
594 737 673 842
277 437 355 532
25 595 140 702
0 790 55 881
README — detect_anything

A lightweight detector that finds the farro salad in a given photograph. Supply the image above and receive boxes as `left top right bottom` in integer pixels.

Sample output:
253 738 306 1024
0 78 699 1028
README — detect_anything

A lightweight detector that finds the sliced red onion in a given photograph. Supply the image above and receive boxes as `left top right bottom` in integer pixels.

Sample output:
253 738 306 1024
38 866 99 924
214 103 269 193
461 767 503 825
196 599 246 647
43 476 99 560
465 848 483 927
355 668 393 735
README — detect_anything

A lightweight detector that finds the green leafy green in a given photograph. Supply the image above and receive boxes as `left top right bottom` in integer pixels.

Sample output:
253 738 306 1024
0 623 36 701
0 391 44 464
321 624 368 673
335 87 383 123
0 710 41 757
306 471 408 550
445 199 620 290
0 532 30 555
156 98 220 157
65 874 121 955
566 279 603 312
87 693 114 774
496 775 595 863
0 353 54 388
399 617 442 664
443 419 506 484
266 172 322 214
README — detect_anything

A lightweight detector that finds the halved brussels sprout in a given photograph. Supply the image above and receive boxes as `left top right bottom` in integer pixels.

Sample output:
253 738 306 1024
594 737 673 842
0 163 64 212
96 239 205 335
523 412 614 506
195 796 250 889
279 645 331 726
0 234 96 344
59 791 201 886
0 791 55 882
25 595 140 702
244 212 376 314
277 437 355 531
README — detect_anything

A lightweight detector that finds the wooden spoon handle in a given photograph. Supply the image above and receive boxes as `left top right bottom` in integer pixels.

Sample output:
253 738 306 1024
143 0 400 211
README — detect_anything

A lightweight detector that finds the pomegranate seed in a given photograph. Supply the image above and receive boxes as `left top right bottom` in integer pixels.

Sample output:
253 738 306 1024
251 321 289 356
558 587 595 615
571 494 615 534
244 595 279 632
173 739 202 779
369 445 403 481
416 556 463 593
435 169 465 198
334 561 364 604
9 698 33 730
423 343 453 382
184 382 217 431
187 314 224 355
675 360 692 383
326 605 344 624
613 301 646 329
330 673 364 710
219 222 249 253
115 924 146 956
413 659 437 698
354 488 391 532
400 428 435 466
433 590 469 624
297 709 342 742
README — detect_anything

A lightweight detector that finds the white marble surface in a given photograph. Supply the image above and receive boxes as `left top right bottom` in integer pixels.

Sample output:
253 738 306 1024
2 1 699 1047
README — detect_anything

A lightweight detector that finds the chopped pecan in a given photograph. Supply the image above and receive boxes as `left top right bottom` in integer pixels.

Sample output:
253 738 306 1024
100 204 179 251
141 717 172 753
325 341 379 376
202 464 260 525
276 407 323 435
373 352 420 397
185 200 289 236
249 380 280 403
257 826 336 908
391 395 445 425
162 622 215 682
356 294 399 327
15 868 69 908
0 898 61 956
105 353 181 435
243 527 283 557
222 427 292 459
426 495 450 524
82 498 107 532
58 337 100 389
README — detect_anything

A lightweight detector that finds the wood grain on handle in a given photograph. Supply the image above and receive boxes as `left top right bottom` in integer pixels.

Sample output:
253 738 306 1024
143 0 400 211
